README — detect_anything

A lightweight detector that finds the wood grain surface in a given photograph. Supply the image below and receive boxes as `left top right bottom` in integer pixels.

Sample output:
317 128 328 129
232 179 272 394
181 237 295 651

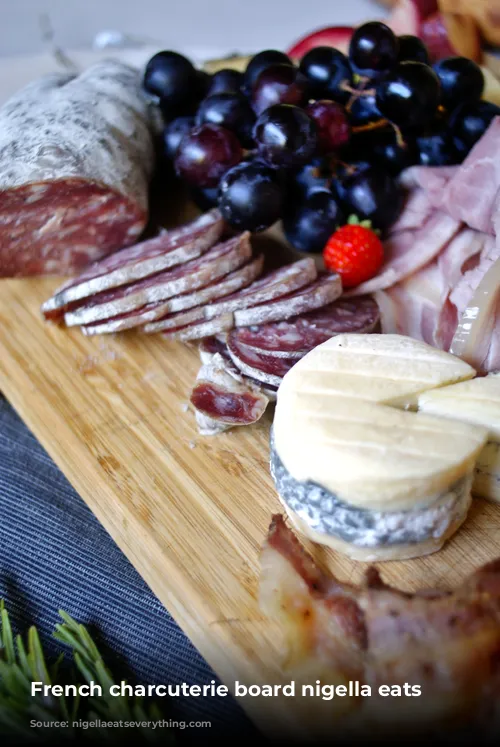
2 263 500 734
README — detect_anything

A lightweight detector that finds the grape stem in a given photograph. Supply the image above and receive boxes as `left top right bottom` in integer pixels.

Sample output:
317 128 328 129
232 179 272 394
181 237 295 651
351 119 406 149
351 119 390 134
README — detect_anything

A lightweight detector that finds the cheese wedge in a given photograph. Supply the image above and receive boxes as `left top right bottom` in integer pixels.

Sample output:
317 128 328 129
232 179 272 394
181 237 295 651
274 335 487 513
418 373 500 503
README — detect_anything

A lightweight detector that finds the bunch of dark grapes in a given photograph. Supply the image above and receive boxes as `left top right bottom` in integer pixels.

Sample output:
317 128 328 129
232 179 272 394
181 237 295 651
143 29 499 252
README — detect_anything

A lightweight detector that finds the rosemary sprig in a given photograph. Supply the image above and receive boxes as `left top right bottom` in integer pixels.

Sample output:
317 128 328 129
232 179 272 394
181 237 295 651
0 601 174 742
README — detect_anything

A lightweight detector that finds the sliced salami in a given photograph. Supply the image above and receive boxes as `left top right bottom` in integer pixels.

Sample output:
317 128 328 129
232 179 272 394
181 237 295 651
231 296 380 357
199 336 229 364
190 353 269 435
203 259 317 319
0 60 155 277
162 314 234 342
64 233 252 327
226 333 296 387
42 210 224 319
233 273 342 328
81 256 263 336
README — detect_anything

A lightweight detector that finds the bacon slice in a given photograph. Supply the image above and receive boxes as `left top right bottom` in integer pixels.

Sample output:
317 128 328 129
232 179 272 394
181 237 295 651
261 515 500 734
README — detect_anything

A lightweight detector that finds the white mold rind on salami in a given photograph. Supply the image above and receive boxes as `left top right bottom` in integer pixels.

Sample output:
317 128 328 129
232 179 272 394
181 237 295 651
203 259 318 319
226 332 295 387
81 257 264 336
42 211 224 317
230 296 380 358
233 273 342 328
163 313 235 342
64 233 252 327
0 60 155 276
141 256 265 334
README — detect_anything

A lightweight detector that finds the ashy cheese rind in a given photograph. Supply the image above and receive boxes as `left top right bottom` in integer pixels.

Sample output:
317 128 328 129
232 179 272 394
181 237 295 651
418 373 500 502
274 335 486 512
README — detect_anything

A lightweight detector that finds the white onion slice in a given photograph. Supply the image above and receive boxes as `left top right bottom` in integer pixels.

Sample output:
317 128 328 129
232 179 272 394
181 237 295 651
450 257 500 370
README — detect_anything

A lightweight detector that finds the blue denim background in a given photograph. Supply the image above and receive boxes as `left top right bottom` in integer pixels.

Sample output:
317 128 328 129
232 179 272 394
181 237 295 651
0 395 255 739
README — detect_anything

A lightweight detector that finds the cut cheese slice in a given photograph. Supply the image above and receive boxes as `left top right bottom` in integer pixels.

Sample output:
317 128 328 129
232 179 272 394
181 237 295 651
418 373 500 502
274 334 487 512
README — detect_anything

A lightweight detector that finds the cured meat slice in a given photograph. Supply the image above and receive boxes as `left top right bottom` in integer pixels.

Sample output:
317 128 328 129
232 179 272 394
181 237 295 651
140 256 265 334
190 353 269 435
64 234 252 327
345 212 462 297
260 515 500 733
42 210 224 319
399 165 459 196
163 314 234 342
203 258 318 319
389 188 434 234
440 117 500 235
81 256 263 336
226 333 295 387
374 261 445 347
198 336 229 364
437 228 487 291
232 296 380 357
233 273 342 327
197 338 278 400
0 60 154 277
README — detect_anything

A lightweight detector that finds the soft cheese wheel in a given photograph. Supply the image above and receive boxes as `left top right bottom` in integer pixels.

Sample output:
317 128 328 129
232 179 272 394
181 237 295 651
272 334 487 561
419 373 500 503
275 334 484 511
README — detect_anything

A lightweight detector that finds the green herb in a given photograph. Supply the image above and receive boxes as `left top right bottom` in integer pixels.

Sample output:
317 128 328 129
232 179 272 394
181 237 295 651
0 600 174 742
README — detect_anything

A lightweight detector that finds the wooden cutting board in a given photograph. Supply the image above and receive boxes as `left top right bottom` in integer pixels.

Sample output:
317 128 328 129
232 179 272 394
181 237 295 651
1 258 500 735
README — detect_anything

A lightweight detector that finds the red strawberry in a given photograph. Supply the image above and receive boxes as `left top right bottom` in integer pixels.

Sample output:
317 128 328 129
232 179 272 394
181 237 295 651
323 223 383 289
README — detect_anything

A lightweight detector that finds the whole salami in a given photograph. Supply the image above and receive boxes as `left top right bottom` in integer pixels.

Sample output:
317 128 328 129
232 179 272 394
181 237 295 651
0 60 154 276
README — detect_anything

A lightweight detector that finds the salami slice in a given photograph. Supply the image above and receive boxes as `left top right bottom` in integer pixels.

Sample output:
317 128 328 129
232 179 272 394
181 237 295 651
231 296 380 357
233 273 342 328
190 353 269 435
163 314 234 342
42 210 224 319
203 259 317 319
199 336 229 364
0 60 154 277
226 334 294 387
64 233 252 327
81 256 263 336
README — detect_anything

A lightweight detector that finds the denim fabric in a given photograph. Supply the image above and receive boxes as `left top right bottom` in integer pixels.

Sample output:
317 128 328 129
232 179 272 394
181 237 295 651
0 395 255 738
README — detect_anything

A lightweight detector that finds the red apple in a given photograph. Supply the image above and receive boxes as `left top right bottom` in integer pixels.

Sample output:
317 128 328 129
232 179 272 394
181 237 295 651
386 0 437 35
286 26 354 60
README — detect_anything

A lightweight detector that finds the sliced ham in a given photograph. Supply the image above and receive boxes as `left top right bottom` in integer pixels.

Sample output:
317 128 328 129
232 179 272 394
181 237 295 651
399 165 459 196
346 212 462 296
389 188 434 234
375 260 445 346
437 228 487 290
449 236 499 317
440 117 500 235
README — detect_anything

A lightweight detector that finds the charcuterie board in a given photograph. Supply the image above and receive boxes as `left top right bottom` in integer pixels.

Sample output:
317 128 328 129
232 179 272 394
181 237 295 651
2 230 500 734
